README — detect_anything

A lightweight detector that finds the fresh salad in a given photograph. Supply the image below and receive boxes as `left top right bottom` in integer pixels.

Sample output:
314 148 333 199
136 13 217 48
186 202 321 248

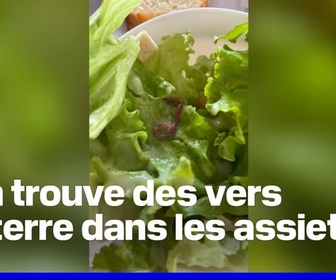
89 0 248 272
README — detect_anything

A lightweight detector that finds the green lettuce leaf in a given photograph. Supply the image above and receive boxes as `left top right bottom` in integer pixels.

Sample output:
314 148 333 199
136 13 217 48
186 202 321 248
214 22 248 44
166 236 247 272
89 0 142 139
93 240 152 272
166 239 231 272
128 60 175 98
214 46 248 91
90 0 142 43
144 33 213 103
89 38 139 139
205 42 248 165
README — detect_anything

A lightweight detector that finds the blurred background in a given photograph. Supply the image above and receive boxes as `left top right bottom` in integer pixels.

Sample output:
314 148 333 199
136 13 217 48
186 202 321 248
0 0 335 272
249 0 336 271
90 0 101 15
89 0 248 15
0 0 88 271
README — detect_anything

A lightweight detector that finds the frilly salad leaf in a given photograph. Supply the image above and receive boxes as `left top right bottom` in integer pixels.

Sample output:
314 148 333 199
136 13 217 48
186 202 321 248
144 32 214 103
166 237 248 272
90 0 248 272
93 240 153 272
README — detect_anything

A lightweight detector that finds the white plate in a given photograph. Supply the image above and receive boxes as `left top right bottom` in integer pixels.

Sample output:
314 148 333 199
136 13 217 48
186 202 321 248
120 8 248 59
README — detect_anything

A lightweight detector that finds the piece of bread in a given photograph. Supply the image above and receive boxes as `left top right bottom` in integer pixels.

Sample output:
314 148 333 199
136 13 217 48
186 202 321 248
126 0 209 30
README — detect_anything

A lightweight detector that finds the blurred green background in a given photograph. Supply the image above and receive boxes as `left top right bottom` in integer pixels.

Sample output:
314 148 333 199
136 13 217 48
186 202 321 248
249 0 336 271
0 0 88 271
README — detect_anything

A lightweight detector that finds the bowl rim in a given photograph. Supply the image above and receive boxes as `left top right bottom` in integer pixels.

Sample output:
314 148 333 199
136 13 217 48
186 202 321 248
120 7 248 40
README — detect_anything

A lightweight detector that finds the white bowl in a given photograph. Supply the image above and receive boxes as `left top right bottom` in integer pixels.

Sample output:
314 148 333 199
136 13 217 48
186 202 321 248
121 8 248 59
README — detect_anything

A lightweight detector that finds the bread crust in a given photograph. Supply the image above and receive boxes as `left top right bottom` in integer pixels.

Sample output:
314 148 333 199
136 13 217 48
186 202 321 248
126 0 209 30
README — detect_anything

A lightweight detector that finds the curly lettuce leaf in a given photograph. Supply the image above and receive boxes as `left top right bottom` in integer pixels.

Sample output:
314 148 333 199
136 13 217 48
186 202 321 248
144 33 213 103
166 236 247 272
102 87 219 189
166 239 230 272
105 100 149 171
205 42 248 164
93 240 152 272
214 46 248 91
